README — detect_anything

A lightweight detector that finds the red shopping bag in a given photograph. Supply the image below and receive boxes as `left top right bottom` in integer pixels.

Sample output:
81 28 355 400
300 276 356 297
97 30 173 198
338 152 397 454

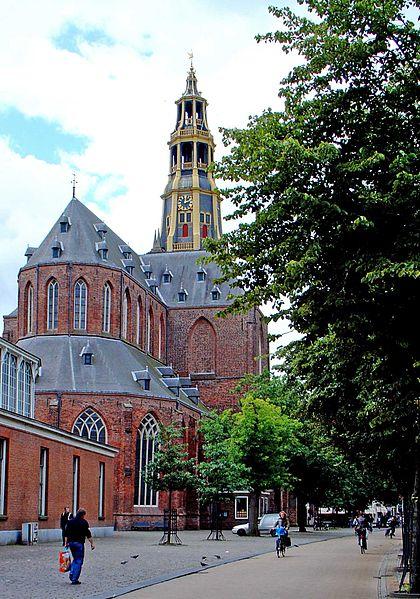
59 548 71 573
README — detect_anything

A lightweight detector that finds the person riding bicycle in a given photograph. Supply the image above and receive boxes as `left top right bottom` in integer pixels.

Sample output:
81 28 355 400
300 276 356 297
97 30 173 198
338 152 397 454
354 514 371 553
274 511 289 530
275 523 288 556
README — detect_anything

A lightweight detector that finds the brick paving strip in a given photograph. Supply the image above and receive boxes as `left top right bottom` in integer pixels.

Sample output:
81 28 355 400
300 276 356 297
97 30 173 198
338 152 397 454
0 529 353 599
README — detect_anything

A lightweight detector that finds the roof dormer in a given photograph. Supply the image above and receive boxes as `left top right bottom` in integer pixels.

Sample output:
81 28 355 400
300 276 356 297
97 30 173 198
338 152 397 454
51 237 63 258
79 341 94 365
94 222 108 239
59 214 71 233
132 369 151 391
95 239 109 261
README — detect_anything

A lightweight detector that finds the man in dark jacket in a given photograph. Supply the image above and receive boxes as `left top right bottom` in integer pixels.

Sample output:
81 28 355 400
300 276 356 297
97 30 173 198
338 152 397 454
60 507 72 546
65 509 95 585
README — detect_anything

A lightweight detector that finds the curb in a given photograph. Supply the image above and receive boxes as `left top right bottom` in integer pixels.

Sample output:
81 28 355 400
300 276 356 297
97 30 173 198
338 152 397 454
377 543 402 599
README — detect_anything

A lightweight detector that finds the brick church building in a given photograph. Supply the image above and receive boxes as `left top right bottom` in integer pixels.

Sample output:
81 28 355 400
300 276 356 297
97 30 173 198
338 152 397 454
2 65 270 531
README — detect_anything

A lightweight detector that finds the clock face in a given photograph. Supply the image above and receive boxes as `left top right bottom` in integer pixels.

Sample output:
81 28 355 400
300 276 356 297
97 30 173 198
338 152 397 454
178 194 192 210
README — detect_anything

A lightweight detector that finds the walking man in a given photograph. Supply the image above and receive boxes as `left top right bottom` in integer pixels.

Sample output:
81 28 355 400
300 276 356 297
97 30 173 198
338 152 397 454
64 508 95 585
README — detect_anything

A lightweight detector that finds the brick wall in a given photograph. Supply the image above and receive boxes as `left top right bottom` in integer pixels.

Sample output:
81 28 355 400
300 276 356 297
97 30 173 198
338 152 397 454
167 306 269 411
34 390 201 530
2 316 17 344
0 422 115 534
16 264 167 363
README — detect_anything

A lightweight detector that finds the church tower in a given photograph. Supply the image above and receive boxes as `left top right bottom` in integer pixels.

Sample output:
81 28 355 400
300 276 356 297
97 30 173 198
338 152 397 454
159 63 222 252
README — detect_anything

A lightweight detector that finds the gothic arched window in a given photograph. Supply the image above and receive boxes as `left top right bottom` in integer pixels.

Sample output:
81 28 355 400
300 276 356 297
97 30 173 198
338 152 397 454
1 352 10 410
8 355 17 412
102 283 111 333
17 361 25 414
158 314 165 360
25 284 34 334
122 289 130 340
72 408 107 444
47 280 59 330
136 297 142 346
188 317 216 374
74 279 87 330
24 362 32 417
146 307 154 354
134 414 159 506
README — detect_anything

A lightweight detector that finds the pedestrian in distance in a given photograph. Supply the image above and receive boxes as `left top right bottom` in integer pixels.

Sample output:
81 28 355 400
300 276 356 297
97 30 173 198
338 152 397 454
64 508 95 585
385 515 397 538
60 506 72 546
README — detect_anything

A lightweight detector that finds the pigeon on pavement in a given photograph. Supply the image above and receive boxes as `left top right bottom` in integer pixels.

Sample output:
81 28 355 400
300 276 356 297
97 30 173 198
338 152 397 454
121 560 128 564
200 561 207 567
130 555 139 559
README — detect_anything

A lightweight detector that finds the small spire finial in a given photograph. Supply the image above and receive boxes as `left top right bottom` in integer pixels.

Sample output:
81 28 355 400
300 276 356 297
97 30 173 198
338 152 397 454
187 51 194 70
71 172 78 199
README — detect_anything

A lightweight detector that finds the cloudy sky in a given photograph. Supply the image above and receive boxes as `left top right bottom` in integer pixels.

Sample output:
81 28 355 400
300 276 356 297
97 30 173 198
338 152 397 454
0 0 300 348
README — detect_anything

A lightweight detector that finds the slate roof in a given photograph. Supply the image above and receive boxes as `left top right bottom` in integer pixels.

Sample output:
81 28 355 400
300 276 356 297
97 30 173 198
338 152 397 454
144 250 240 308
20 196 239 309
5 308 18 318
18 335 206 413
22 198 153 293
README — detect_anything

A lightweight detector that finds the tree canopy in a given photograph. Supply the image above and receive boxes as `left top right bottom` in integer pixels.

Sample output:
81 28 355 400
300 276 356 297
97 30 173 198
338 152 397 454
206 0 419 497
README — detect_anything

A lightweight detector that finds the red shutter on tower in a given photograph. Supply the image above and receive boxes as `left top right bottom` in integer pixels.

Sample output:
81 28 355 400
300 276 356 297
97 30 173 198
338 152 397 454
182 223 188 237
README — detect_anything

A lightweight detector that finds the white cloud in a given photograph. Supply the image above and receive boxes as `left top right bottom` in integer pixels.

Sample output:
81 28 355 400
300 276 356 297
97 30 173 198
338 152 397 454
0 0 299 357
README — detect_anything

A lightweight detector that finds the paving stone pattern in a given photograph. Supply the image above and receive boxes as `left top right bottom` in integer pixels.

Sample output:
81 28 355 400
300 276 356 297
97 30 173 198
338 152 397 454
0 529 353 599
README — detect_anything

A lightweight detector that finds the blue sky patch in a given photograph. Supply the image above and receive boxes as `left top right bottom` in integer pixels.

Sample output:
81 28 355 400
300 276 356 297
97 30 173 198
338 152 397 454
0 108 89 164
52 23 115 56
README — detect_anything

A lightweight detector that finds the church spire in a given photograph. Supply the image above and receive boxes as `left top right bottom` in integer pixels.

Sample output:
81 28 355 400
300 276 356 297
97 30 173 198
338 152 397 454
157 63 222 253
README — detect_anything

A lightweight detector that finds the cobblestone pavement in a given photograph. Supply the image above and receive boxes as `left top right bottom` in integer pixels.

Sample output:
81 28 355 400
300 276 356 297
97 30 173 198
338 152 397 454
0 528 353 599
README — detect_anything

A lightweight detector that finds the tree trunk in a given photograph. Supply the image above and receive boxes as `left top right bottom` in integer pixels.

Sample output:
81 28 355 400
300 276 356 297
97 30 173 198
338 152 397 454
296 494 307 532
248 491 260 536
168 488 173 544
411 461 420 592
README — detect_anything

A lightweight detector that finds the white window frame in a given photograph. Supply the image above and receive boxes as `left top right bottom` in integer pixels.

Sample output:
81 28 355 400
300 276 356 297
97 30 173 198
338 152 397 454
102 284 111 333
47 280 59 330
72 408 107 444
27 285 34 334
134 414 159 507
74 280 87 330
122 291 129 339
72 456 80 515
235 495 249 520
98 462 105 519
38 447 48 517
0 438 7 516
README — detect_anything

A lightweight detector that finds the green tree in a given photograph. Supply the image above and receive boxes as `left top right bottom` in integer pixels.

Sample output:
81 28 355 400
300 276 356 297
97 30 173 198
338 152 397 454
198 412 246 537
145 424 197 544
230 394 301 535
207 0 419 587
198 411 246 504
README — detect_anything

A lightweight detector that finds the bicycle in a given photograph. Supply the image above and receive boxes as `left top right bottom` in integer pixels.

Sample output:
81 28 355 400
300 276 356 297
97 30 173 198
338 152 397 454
275 535 287 558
